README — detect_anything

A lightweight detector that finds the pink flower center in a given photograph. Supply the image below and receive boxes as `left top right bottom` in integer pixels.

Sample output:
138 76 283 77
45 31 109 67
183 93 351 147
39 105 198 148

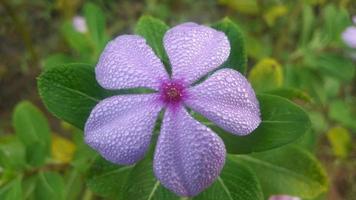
159 80 187 106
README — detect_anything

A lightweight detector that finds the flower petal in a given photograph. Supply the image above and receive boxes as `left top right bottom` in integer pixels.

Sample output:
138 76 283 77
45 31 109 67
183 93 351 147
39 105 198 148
84 94 162 165
342 26 356 48
164 23 230 84
96 35 169 90
154 107 226 197
186 69 261 135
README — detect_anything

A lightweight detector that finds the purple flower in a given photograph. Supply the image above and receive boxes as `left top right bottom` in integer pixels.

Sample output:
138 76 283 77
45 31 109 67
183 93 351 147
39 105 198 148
342 16 356 48
342 26 356 48
85 22 261 196
269 195 301 200
72 16 87 33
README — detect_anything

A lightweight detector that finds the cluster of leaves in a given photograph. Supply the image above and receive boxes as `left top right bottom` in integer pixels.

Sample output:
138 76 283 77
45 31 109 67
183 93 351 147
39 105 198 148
0 101 95 200
282 4 355 158
43 3 109 69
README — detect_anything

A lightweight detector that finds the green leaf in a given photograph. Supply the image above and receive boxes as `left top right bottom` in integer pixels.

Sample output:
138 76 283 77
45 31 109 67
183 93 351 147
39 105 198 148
212 18 247 74
122 157 177 200
86 156 133 198
235 145 328 199
22 175 37 200
329 100 356 131
12 101 51 166
322 77 340 99
42 54 76 69
37 63 114 129
305 53 355 82
287 67 326 104
12 101 50 148
322 5 351 44
64 170 85 200
195 157 264 200
84 2 107 52
122 156 263 200
71 129 97 173
267 87 312 102
196 94 311 154
248 58 283 92
299 5 315 47
135 16 170 67
0 135 26 170
61 21 91 56
245 35 271 59
326 126 352 158
0 176 23 200
296 130 318 152
308 111 327 133
218 0 260 15
34 172 65 200
263 5 288 27
303 0 326 5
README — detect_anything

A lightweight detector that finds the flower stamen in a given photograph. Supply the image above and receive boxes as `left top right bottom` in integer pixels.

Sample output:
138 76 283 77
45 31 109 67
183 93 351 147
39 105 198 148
159 80 186 105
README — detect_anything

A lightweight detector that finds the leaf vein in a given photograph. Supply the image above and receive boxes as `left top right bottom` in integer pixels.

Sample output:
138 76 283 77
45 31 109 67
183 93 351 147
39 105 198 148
217 177 233 200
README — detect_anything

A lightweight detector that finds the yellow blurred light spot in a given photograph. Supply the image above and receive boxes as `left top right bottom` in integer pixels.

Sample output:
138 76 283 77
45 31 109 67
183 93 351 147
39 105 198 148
248 58 284 92
218 0 260 15
263 5 288 26
51 134 76 163
326 126 351 159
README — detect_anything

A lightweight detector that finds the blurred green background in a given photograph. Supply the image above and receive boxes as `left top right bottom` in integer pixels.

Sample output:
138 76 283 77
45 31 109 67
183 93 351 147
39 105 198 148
0 0 355 199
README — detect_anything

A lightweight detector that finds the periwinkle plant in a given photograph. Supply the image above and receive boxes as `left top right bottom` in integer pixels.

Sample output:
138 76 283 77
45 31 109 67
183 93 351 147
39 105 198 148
85 22 261 196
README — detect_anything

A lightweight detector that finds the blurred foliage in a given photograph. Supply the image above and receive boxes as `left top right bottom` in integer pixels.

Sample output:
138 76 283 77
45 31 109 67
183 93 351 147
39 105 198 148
219 0 260 15
0 100 95 200
0 0 356 199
